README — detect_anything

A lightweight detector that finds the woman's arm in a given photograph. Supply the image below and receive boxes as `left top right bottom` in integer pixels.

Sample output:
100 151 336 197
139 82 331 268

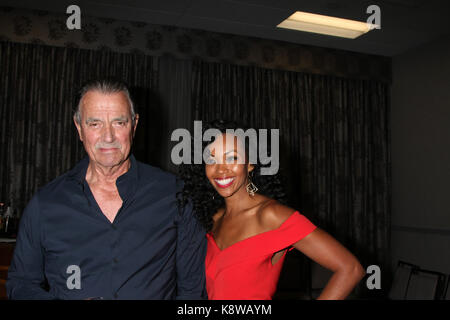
258 202 365 299
293 228 366 300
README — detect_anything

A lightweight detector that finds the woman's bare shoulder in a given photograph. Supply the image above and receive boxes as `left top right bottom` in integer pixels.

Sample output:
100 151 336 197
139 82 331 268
256 198 297 230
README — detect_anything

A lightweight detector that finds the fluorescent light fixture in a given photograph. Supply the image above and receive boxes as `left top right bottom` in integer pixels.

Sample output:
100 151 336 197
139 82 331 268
277 11 375 39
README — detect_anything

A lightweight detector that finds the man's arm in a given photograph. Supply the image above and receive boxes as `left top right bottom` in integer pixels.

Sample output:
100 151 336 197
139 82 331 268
175 201 207 300
6 194 55 299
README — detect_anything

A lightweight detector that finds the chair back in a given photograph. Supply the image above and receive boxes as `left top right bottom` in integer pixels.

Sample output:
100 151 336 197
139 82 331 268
443 276 450 300
405 268 446 300
388 261 417 300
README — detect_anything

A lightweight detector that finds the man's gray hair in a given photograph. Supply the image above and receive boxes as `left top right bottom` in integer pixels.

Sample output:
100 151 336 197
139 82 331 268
74 79 136 125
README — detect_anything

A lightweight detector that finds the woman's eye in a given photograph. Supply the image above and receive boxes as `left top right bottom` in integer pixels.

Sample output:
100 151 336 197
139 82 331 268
205 157 216 165
226 156 238 163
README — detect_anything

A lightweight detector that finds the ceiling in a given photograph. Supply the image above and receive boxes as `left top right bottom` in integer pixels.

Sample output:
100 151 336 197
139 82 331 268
1 0 450 56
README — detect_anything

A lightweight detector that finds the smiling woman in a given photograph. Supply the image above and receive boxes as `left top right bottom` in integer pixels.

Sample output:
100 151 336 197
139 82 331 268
177 119 365 300
205 132 254 199
177 119 287 232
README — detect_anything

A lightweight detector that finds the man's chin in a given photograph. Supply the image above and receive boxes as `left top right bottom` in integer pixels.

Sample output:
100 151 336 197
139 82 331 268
91 155 127 169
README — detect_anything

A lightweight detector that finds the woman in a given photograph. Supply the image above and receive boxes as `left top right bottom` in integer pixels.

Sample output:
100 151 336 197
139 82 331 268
178 120 365 300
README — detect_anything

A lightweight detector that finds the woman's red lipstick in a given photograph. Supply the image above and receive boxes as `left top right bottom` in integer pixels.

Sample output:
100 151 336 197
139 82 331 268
214 177 235 188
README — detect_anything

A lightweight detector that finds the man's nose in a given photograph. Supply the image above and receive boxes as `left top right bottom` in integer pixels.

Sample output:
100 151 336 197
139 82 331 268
102 124 115 142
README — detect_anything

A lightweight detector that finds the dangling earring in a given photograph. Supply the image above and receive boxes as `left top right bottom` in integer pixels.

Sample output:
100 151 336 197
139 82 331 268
246 174 258 196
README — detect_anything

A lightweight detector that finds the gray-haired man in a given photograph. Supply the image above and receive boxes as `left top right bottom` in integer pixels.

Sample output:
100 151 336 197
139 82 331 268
7 79 206 299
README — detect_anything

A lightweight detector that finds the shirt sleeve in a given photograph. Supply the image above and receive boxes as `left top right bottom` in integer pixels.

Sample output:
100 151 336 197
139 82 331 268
175 200 207 300
6 194 55 300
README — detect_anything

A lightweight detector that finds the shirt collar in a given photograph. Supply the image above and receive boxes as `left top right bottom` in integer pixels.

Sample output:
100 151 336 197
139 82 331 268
67 154 139 201
67 156 89 184
116 155 139 201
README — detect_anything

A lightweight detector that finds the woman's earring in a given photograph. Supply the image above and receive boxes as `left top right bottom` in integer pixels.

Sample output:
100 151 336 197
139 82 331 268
246 176 258 196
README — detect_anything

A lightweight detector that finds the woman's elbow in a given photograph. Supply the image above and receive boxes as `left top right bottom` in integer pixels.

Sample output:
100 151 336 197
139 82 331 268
346 260 366 282
335 258 365 281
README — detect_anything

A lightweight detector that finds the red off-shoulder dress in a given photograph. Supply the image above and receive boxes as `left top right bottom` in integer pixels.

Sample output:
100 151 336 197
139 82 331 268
205 211 317 300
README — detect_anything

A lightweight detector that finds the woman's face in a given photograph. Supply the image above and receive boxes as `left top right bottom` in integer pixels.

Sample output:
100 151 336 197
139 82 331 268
205 133 254 199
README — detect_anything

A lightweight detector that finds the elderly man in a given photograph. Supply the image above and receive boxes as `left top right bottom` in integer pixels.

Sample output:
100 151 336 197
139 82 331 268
6 79 206 299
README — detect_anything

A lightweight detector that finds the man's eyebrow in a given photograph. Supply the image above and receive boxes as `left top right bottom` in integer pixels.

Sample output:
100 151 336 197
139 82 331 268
85 116 129 123
85 117 101 124
112 116 129 122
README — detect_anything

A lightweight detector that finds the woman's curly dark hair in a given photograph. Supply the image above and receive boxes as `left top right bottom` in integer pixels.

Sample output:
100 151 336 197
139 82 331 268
177 119 287 232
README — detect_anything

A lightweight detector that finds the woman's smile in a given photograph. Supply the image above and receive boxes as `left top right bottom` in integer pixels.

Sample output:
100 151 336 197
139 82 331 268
214 177 236 188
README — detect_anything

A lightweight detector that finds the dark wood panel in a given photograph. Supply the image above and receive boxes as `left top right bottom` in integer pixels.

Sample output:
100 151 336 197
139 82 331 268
0 242 15 300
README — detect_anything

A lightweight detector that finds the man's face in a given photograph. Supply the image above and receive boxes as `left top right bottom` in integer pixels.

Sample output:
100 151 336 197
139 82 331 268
74 90 139 170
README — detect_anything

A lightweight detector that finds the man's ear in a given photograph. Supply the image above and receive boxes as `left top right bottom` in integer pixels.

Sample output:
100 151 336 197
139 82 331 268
132 114 139 138
248 163 254 173
74 116 83 141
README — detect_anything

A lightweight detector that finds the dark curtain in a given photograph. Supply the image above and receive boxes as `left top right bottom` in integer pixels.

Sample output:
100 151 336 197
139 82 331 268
192 60 391 298
157 55 193 174
0 41 158 215
0 40 392 298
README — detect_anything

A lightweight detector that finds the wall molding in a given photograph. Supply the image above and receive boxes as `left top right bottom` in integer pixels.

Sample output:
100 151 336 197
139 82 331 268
392 225 450 236
0 6 391 83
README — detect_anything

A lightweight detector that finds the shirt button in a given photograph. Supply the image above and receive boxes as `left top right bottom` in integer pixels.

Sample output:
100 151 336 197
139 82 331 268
113 258 118 263
114 293 118 299
111 224 117 230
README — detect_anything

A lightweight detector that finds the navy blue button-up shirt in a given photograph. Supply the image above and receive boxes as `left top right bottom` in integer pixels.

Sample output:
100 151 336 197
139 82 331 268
6 155 206 300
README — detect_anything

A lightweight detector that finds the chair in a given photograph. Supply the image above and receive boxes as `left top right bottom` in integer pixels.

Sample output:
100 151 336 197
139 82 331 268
443 275 450 300
388 260 418 300
405 268 446 300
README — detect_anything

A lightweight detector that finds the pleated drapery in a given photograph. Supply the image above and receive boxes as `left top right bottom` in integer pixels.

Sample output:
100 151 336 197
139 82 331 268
0 41 158 214
191 60 391 296
0 42 391 297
